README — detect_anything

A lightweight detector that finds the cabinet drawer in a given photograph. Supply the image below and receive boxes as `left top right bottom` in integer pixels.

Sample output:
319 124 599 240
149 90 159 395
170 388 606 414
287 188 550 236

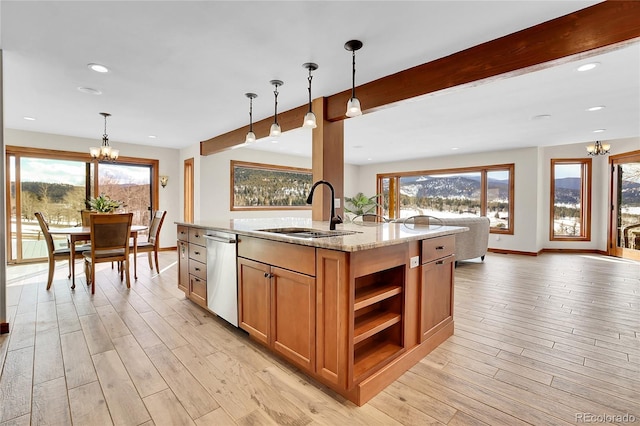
190 275 207 307
421 235 455 263
177 225 189 242
189 243 206 263
237 236 315 276
189 227 206 246
189 259 207 281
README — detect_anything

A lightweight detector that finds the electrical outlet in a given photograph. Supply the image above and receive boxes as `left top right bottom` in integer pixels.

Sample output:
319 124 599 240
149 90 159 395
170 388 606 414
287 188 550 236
334 198 341 208
410 256 420 268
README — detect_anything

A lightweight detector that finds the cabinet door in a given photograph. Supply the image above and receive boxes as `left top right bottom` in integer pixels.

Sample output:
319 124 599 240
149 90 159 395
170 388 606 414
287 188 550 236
178 240 189 294
272 267 315 371
420 255 455 341
238 258 271 345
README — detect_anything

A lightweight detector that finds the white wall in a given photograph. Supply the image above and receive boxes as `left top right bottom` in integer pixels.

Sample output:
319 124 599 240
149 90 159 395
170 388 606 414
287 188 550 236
355 137 640 253
5 129 181 249
198 146 313 221
541 137 640 251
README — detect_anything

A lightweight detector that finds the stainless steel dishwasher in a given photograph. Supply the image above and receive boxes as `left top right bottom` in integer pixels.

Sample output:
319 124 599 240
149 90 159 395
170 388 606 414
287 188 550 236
204 231 238 327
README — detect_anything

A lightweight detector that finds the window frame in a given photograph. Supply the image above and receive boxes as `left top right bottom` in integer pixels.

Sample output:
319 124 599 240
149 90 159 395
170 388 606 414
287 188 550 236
230 160 312 211
549 158 592 241
377 163 515 234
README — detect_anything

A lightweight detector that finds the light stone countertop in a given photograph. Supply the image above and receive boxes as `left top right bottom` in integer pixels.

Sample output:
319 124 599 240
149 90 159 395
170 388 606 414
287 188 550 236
176 217 468 252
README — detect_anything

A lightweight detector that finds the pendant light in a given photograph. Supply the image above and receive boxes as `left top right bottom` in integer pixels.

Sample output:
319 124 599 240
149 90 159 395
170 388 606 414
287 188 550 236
345 39 363 117
245 93 258 144
269 79 284 137
302 63 318 129
89 112 118 161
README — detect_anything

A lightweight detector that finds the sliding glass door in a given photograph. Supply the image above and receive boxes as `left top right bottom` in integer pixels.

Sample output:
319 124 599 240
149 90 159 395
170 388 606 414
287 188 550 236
609 151 640 261
5 147 158 264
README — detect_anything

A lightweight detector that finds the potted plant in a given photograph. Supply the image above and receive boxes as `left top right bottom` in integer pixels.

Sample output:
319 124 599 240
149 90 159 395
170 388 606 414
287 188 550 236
344 192 381 220
87 194 124 213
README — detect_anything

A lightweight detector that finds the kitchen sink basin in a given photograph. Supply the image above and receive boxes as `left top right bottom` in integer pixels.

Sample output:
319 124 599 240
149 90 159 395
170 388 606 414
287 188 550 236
258 227 360 239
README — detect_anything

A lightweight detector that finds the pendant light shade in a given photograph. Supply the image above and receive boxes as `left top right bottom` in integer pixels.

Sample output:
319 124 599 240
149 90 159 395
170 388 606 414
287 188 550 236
302 62 318 129
345 39 363 118
245 92 257 144
269 79 283 137
89 112 118 161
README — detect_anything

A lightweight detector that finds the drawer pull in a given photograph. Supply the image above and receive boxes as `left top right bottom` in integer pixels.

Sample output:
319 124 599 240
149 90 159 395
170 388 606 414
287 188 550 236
194 267 201 271
194 278 200 282
436 246 445 250
436 260 444 265
194 251 200 255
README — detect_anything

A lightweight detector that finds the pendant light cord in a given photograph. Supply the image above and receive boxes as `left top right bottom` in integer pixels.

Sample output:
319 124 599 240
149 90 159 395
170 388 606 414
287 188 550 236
351 50 356 100
103 115 109 146
273 84 279 125
307 71 313 113
249 97 254 132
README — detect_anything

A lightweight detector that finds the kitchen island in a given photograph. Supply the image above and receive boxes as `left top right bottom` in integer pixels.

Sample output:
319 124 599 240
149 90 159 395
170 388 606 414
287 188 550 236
176 218 467 406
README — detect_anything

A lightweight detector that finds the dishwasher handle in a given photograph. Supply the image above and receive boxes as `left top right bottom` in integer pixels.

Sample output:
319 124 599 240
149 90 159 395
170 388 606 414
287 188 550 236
204 234 237 244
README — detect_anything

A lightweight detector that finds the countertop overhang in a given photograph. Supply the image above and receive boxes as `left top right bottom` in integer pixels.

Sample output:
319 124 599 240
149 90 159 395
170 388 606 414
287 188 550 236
176 218 468 252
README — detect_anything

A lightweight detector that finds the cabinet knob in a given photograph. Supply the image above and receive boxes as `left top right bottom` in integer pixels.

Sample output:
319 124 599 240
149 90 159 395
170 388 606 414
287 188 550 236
436 246 445 250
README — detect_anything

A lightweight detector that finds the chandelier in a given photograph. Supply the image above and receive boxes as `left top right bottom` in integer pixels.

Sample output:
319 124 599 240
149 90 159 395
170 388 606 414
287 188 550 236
586 141 610 156
89 112 119 161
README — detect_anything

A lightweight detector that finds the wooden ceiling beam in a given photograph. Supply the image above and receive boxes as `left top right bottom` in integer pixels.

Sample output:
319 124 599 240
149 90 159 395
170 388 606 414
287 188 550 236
325 1 640 121
201 1 640 156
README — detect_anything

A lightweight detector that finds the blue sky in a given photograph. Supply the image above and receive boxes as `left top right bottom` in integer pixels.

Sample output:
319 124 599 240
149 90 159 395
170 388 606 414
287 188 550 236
13 158 150 185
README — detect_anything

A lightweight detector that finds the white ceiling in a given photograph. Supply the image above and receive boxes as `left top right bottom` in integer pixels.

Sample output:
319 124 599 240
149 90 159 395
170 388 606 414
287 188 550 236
2 1 638 165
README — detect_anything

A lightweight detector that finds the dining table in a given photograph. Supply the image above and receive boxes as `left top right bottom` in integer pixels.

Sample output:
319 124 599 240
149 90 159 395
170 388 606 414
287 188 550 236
49 224 148 288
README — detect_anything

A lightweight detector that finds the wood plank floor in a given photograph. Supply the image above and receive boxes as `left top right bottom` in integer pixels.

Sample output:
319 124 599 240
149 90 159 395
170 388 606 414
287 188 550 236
0 252 638 425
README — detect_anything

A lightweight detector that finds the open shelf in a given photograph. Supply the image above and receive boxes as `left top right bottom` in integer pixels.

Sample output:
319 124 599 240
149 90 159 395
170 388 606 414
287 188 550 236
353 336 403 380
354 310 401 344
354 284 402 311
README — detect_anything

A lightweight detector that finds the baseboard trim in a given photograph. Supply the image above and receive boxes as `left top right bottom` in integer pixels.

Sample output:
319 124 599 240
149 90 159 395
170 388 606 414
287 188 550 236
488 248 538 256
539 248 607 255
488 248 607 257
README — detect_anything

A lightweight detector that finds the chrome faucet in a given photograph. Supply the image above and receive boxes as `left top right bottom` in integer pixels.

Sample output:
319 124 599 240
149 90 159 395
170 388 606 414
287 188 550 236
306 180 343 230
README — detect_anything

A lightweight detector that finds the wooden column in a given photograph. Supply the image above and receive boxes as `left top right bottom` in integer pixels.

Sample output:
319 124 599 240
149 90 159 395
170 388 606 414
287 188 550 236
312 97 344 221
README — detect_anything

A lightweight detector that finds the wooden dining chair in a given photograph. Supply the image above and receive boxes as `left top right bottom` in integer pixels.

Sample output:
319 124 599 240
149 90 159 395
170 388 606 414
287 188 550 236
35 211 89 290
83 213 133 294
131 210 166 274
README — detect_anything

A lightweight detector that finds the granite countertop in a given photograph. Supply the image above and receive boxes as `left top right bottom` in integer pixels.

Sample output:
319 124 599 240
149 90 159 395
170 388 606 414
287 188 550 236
176 217 468 252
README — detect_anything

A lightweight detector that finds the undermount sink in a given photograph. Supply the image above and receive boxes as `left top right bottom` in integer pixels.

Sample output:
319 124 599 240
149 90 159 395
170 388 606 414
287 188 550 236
258 227 360 239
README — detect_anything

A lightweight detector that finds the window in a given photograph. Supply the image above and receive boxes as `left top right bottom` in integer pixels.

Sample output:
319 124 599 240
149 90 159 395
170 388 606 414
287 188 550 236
5 146 159 263
377 164 514 234
550 158 591 241
231 161 312 211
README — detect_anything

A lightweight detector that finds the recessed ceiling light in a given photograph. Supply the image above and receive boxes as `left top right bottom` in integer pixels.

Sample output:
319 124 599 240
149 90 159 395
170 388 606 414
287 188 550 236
532 114 551 120
88 63 109 73
451 147 459 150
367 158 373 161
586 106 605 111
23 116 36 121
593 129 606 133
577 62 599 72
77 86 102 95
148 135 157 139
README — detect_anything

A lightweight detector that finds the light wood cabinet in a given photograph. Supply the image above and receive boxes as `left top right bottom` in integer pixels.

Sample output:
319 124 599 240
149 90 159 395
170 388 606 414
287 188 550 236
225 232 454 406
237 237 316 371
177 225 207 308
420 235 455 341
